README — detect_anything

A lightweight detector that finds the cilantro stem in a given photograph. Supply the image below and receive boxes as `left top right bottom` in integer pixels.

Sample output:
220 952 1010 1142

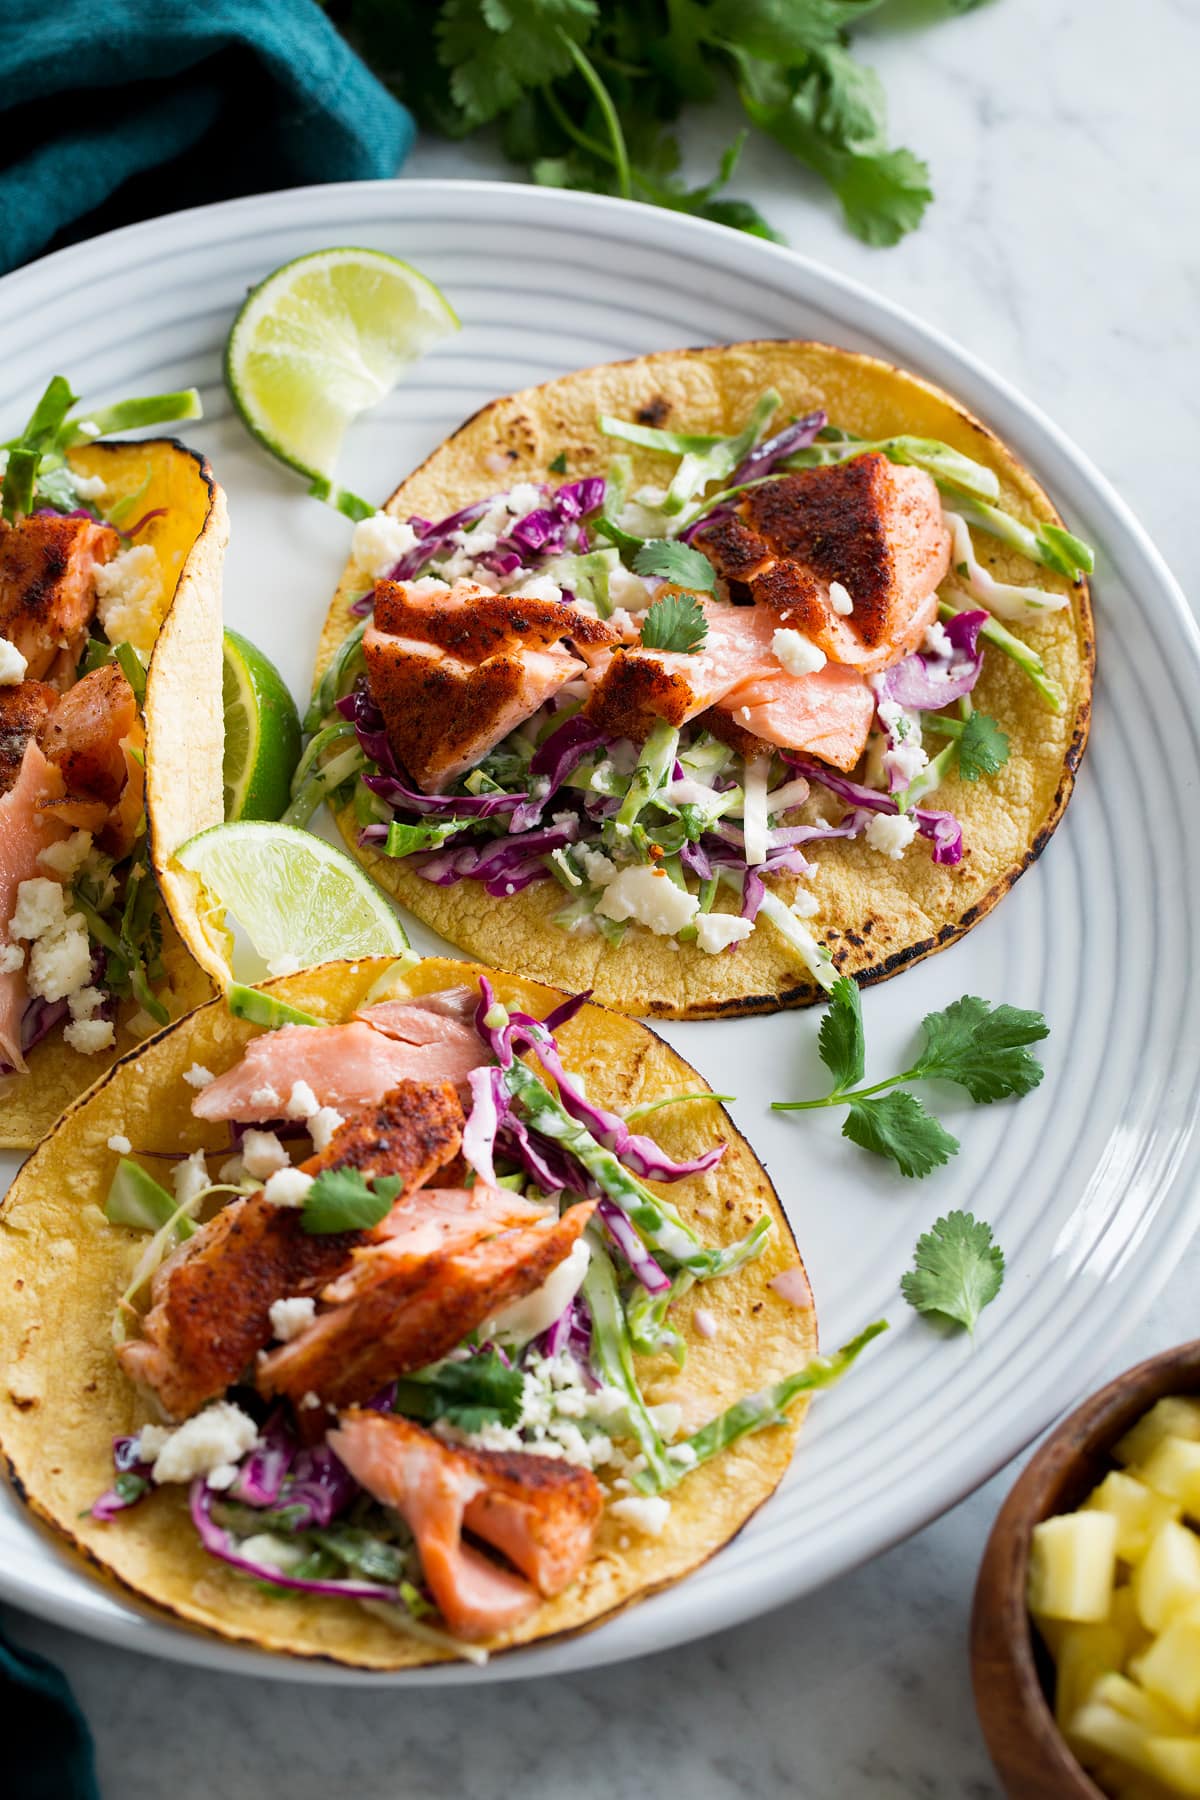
772 1070 921 1111
543 86 614 169
557 31 631 201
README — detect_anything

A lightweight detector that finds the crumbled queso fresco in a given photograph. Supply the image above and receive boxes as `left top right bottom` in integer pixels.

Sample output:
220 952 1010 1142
137 1401 260 1489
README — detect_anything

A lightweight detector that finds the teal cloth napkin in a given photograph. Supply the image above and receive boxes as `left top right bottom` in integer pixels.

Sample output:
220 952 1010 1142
0 0 415 273
1 1620 99 1799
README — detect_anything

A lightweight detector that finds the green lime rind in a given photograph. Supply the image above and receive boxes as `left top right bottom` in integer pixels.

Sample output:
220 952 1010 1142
222 628 302 822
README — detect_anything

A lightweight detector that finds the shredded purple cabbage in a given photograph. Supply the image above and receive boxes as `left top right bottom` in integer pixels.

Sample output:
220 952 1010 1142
91 1436 153 1520
508 714 609 832
786 756 964 866
228 1410 293 1507
873 609 988 712
189 1481 393 1600
730 409 827 487
597 1199 671 1293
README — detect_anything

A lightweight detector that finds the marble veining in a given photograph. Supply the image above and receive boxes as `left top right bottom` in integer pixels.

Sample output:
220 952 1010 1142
3 0 1198 1792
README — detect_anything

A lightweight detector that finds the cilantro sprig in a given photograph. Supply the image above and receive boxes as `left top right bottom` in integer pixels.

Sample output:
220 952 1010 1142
639 590 709 654
301 1166 403 1234
392 1349 525 1434
773 978 1049 1178
901 1211 1005 1335
633 539 717 593
925 709 1011 783
336 3 974 248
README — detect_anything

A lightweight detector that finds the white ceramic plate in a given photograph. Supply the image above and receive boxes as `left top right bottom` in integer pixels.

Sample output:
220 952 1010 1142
1 181 1198 1686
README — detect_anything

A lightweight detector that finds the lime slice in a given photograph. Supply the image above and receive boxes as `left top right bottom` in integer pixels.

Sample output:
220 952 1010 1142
174 821 408 982
225 247 459 482
222 629 302 821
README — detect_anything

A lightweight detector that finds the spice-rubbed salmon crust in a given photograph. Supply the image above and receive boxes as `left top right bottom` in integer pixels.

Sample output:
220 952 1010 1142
0 513 119 685
117 1081 465 1419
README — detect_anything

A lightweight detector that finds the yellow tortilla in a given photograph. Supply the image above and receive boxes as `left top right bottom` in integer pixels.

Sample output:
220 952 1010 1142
0 439 226 1148
316 341 1093 1019
0 956 817 1669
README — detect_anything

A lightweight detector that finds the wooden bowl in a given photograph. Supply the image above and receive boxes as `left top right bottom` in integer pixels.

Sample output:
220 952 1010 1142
971 1338 1200 1799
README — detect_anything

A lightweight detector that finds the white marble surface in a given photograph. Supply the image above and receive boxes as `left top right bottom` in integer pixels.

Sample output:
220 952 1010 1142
4 0 1199 1792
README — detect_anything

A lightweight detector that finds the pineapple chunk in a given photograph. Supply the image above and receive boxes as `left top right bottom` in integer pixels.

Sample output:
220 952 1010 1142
1086 1470 1184 1562
1114 1583 1157 1659
1144 1737 1200 1796
1029 1512 1119 1621
1055 1620 1127 1730
1091 1672 1189 1734
1135 1523 1200 1633
1133 1620 1200 1725
1139 1439 1200 1516
1116 1399 1200 1470
1069 1699 1156 1776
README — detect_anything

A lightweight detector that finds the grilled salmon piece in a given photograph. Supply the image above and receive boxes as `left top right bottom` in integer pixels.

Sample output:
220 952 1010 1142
364 626 582 794
710 659 876 772
258 1199 596 1413
329 1410 603 1637
0 681 58 797
329 1411 541 1637
117 1081 464 1418
373 579 617 659
0 736 70 1071
193 1005 487 1124
696 454 950 675
35 664 146 858
0 514 119 683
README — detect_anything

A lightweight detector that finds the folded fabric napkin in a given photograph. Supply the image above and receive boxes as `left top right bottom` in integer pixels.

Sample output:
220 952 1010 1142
0 1618 99 1799
0 0 415 273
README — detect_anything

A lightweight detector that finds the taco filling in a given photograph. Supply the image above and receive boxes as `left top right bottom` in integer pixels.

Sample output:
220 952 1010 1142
96 972 880 1659
297 394 1093 993
0 378 212 1078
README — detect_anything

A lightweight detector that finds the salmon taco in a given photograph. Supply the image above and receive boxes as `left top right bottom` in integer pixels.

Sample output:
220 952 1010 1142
0 953 881 1668
298 341 1093 1020
1 377 227 1145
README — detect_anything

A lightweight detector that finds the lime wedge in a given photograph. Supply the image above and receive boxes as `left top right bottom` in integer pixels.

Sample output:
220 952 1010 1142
222 629 302 821
225 247 459 482
173 821 408 982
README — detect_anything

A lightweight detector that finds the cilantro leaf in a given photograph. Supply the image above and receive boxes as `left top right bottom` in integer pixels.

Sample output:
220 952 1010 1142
911 996 1048 1103
900 1210 1005 1334
817 974 865 1093
639 591 709 654
301 1167 403 1235
956 711 1010 782
843 1091 959 1179
633 539 717 593
392 1349 524 1433
436 0 598 128
548 451 569 474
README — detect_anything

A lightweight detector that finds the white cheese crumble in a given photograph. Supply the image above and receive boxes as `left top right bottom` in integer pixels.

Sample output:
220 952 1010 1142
828 581 854 616
865 812 921 859
578 847 617 887
692 1307 719 1340
0 636 28 684
64 1016 114 1054
173 1147 211 1209
791 888 819 920
9 877 67 942
609 1495 672 1536
437 1350 625 1472
69 470 108 501
486 1239 590 1346
284 1080 320 1120
262 1166 314 1208
182 1063 215 1090
28 911 91 1004
514 574 563 605
37 829 93 879
505 482 545 519
107 1134 132 1155
351 511 418 579
922 620 954 659
607 565 654 612
772 627 827 677
597 866 700 936
0 943 24 974
308 1106 344 1153
249 1085 281 1110
241 1130 290 1180
268 1296 316 1342
694 912 754 955
138 1402 260 1489
92 544 161 661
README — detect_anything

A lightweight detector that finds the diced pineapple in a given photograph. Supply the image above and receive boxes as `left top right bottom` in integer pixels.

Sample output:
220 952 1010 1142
1090 1672 1188 1734
1139 1440 1200 1517
1116 1400 1200 1470
1068 1700 1156 1776
1135 1523 1200 1633
1055 1620 1127 1731
1029 1512 1119 1621
1114 1583 1157 1659
1133 1621 1200 1725
1086 1470 1184 1563
1144 1736 1200 1796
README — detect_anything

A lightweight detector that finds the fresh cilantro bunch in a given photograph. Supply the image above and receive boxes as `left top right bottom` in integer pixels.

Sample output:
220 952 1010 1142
901 1210 1005 1334
332 0 986 247
393 1349 525 1431
773 977 1048 1177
